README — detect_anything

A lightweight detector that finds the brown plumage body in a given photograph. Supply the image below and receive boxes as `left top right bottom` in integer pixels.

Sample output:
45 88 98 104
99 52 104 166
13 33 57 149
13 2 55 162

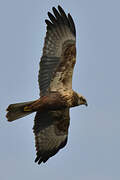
6 5 87 164
24 90 79 112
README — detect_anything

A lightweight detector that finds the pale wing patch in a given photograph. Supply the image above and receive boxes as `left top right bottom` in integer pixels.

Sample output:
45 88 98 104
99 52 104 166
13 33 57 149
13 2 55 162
35 125 67 152
49 43 76 91
38 6 76 96
33 109 70 164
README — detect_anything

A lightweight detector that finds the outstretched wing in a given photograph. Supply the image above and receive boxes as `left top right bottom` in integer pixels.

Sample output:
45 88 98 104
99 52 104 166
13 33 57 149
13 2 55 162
33 108 70 164
39 5 76 96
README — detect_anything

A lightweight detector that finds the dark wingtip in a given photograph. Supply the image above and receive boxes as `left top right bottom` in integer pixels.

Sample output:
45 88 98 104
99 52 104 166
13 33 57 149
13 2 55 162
34 156 39 163
52 6 56 11
57 5 65 14
45 19 53 29
58 5 62 10
68 13 76 37
52 6 60 18
46 6 76 37
35 156 43 165
48 12 56 24
35 156 48 165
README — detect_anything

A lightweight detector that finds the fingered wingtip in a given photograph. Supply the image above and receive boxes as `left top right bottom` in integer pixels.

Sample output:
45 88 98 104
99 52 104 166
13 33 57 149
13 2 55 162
58 5 62 9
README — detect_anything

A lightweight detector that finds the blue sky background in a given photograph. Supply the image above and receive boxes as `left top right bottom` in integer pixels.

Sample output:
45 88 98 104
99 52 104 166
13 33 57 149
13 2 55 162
0 0 120 179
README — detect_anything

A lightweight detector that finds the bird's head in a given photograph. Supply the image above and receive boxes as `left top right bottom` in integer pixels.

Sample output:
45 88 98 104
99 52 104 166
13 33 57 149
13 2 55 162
77 93 88 106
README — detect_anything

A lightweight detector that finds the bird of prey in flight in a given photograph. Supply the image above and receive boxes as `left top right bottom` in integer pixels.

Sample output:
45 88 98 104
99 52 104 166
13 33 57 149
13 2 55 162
6 5 87 164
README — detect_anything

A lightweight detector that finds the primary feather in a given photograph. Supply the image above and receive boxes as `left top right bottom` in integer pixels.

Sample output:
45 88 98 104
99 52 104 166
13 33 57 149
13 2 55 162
38 5 76 96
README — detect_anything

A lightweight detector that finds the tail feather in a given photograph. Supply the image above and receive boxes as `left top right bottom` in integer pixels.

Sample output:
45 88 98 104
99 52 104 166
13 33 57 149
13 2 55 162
6 100 36 122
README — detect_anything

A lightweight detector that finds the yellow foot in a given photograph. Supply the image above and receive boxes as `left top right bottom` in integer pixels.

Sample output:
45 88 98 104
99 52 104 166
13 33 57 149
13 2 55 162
24 106 32 112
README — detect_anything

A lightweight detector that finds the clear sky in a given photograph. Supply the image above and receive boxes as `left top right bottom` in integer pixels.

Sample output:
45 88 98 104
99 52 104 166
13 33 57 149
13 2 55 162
0 0 120 179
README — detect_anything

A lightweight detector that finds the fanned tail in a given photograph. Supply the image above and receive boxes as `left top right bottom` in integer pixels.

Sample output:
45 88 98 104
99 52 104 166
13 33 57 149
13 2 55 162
6 100 36 122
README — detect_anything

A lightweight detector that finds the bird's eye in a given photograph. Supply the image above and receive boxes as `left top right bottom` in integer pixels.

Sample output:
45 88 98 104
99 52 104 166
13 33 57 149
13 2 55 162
80 98 86 102
80 97 83 101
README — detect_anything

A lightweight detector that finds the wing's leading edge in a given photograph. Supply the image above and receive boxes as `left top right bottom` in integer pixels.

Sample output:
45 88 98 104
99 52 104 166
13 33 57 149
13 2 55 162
39 5 76 96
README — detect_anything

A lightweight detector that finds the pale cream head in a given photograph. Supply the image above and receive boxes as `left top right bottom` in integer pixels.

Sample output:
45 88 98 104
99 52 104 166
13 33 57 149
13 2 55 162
77 93 88 106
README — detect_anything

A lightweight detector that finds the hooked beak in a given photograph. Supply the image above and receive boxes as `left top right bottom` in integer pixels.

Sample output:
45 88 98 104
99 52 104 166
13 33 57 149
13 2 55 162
84 99 88 106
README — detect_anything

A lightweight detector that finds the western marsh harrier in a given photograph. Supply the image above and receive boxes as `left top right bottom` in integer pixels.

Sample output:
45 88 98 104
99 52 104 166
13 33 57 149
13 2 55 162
6 5 87 164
